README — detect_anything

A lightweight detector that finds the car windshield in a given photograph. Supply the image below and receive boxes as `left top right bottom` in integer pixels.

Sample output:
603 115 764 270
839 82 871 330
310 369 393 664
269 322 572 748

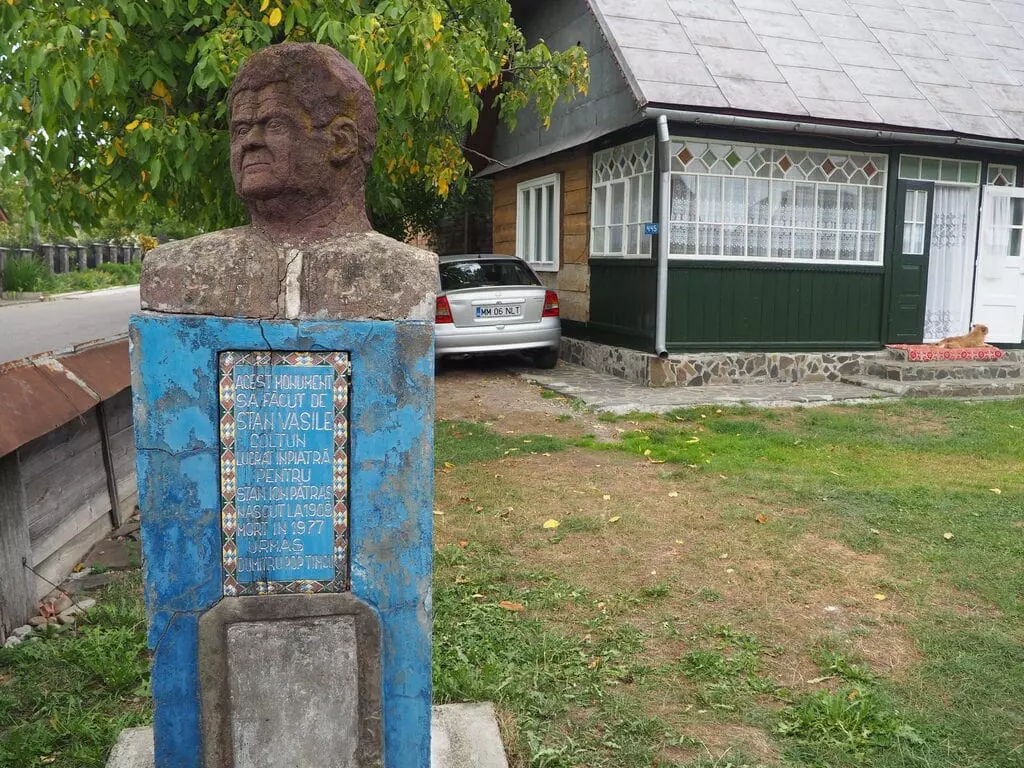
440 260 540 291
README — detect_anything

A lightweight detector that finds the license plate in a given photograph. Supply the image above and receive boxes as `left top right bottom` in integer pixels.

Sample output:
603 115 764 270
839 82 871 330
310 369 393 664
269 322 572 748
476 305 521 318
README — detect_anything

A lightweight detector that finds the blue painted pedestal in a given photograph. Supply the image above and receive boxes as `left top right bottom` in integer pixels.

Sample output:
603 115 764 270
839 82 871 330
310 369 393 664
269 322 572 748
130 313 433 767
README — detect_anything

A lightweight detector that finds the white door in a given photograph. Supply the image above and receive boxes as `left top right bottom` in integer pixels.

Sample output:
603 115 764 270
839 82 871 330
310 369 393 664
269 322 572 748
973 186 1024 343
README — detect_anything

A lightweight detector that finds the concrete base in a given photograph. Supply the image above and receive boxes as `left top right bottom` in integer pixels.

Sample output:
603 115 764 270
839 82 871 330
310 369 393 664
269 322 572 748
106 703 508 768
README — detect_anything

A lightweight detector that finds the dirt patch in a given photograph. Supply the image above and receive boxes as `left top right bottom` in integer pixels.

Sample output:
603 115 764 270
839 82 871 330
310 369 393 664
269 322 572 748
436 363 615 441
670 722 781 766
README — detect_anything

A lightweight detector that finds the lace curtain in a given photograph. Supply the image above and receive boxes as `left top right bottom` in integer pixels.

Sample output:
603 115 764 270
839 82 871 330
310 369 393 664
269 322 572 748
923 185 977 341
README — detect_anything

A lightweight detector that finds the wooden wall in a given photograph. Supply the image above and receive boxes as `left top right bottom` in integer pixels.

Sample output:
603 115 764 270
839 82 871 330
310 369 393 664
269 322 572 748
492 147 591 321
0 388 136 641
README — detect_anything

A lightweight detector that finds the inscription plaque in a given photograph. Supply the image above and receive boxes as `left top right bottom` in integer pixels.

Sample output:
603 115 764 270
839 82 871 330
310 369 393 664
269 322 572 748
219 351 350 595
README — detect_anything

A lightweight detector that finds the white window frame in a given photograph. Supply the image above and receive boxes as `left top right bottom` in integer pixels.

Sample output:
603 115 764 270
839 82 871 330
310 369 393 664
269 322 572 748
516 173 560 271
669 138 888 265
591 138 655 259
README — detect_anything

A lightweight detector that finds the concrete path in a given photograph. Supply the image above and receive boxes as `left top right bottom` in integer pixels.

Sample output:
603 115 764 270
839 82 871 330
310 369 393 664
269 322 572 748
523 362 897 413
0 286 139 364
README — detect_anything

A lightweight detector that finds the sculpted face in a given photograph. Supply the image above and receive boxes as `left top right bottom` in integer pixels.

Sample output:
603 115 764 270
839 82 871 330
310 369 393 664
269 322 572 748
229 83 333 201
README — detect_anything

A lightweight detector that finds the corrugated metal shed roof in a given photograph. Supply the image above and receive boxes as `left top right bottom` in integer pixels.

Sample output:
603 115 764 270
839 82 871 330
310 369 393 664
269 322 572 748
589 0 1024 140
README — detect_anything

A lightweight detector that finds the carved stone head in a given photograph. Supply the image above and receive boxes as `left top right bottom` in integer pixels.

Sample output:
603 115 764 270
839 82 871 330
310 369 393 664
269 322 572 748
228 43 377 240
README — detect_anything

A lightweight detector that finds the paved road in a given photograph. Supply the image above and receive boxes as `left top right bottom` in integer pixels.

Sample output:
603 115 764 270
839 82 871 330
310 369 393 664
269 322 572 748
0 286 140 364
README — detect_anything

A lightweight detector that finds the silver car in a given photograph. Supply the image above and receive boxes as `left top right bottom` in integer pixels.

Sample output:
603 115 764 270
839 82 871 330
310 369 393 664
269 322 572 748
435 254 561 368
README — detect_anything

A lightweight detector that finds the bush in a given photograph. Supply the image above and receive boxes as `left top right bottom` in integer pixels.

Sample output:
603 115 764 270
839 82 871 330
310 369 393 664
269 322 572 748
2 256 49 292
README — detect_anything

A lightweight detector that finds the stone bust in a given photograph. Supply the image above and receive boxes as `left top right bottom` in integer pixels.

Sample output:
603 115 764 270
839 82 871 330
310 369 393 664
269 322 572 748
141 43 436 321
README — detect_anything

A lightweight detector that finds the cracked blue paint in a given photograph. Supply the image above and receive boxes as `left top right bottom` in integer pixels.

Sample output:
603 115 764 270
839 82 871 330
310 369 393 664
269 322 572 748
131 313 434 768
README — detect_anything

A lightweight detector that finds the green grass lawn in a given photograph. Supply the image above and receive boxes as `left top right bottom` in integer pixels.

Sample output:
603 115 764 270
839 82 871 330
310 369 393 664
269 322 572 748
1 398 1021 767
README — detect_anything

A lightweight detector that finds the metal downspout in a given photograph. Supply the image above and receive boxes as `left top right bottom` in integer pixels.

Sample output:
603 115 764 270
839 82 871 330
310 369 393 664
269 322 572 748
655 115 670 358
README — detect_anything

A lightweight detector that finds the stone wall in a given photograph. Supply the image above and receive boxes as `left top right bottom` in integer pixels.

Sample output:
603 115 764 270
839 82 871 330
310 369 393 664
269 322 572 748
492 147 591 322
561 337 884 387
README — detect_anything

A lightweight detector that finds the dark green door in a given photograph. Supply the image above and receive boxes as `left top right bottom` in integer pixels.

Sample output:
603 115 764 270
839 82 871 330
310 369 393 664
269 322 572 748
886 180 934 343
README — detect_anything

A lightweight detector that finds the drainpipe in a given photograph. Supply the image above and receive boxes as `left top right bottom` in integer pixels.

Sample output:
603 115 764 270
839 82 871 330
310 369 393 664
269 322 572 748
654 115 671 358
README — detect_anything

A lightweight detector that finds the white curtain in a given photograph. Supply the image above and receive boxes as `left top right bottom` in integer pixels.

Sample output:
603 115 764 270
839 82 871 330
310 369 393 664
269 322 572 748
923 185 978 341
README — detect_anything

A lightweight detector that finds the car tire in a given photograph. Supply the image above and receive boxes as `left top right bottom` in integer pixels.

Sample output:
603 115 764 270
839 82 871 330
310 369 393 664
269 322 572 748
530 348 559 369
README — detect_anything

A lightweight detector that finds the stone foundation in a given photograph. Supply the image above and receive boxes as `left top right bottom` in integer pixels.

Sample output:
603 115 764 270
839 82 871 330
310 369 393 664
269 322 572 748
560 338 884 388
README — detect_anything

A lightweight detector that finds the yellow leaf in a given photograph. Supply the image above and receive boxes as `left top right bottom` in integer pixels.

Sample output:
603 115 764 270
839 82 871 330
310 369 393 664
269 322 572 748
268 7 282 26
375 59 386 73
152 80 168 98
260 0 269 9
125 119 139 131
668 491 679 498
497 600 524 612
643 448 651 456
989 488 1002 494
20 96 31 112
431 9 442 31
443 461 455 469
873 593 887 601
602 494 611 501
141 121 152 130
943 532 954 540
432 509 444 516
686 437 700 444
608 516 621 523
674 539 684 544
542 519 560 529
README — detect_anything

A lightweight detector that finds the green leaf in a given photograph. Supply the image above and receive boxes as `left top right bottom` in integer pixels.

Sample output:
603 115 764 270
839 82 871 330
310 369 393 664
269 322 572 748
61 79 77 109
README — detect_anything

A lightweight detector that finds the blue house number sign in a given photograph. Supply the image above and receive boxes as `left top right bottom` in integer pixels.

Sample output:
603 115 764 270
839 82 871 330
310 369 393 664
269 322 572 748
218 351 350 596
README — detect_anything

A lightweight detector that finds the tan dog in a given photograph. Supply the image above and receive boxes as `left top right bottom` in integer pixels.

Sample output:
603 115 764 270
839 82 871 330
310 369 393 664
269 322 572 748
933 324 989 348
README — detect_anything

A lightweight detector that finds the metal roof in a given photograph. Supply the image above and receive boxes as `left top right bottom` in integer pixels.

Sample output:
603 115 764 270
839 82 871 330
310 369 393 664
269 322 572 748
588 0 1024 141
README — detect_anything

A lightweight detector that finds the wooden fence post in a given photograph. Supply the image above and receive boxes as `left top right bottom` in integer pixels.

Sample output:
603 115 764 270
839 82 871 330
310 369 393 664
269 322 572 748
77 246 87 272
0 452 34 643
0 248 7 291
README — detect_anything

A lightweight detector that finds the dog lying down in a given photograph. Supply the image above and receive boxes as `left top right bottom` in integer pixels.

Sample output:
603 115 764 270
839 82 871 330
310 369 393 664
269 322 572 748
932 324 989 348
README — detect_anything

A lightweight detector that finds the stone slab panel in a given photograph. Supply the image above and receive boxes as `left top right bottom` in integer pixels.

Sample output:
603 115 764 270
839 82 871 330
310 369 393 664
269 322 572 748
200 594 382 768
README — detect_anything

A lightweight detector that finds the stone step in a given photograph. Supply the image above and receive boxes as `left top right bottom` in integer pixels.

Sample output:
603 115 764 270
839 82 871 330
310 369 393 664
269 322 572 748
864 360 1023 382
842 374 1024 398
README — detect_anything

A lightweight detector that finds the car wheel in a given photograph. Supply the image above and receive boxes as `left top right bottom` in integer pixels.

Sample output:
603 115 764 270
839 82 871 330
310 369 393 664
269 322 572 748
530 348 559 369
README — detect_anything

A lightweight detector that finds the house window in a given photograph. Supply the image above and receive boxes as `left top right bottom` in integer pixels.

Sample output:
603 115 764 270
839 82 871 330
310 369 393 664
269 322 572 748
900 155 980 185
516 174 560 271
670 139 888 264
987 164 1017 186
591 138 655 258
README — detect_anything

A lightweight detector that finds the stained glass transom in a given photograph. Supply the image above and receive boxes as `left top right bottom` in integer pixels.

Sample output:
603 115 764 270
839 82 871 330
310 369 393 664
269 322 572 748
899 155 981 186
986 164 1017 187
592 138 654 258
672 141 887 187
669 138 887 264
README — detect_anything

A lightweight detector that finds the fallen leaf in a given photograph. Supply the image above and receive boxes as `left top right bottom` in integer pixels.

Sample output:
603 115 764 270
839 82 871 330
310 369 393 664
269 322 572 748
543 519 560 529
674 539 684 544
686 437 700 444
829 470 843 476
668 491 679 498
608 516 621 523
475 505 484 512
870 528 881 535
432 510 444 516
806 675 836 684
602 494 611 500
943 532 954 540
873 593 887 601
719 553 729 559
457 539 469 549
725 568 735 574
522 439 532 443
755 514 768 524
719 474 728 479
494 474 503 478
542 452 551 457
498 600 525 612
587 658 601 669
990 488 1002 494
454 576 469 583
459 496 473 502
444 462 455 469
643 448 651 456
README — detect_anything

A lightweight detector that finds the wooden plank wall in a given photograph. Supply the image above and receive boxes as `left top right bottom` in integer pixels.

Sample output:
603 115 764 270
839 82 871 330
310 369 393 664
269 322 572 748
492 146 591 322
0 387 135 641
